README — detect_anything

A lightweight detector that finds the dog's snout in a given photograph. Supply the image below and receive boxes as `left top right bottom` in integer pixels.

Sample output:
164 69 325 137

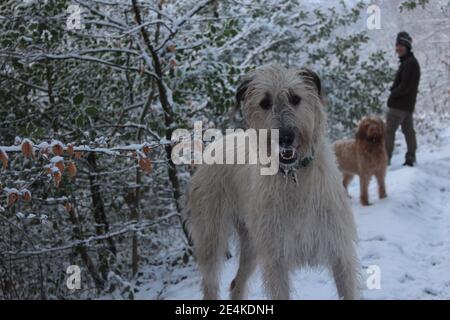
368 125 381 137
279 128 296 147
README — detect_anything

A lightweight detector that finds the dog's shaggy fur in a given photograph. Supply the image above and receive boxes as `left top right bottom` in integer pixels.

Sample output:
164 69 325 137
333 116 388 206
186 64 359 300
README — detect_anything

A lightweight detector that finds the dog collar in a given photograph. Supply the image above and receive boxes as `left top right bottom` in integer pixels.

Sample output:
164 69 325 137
298 147 315 169
279 148 315 183
299 153 314 168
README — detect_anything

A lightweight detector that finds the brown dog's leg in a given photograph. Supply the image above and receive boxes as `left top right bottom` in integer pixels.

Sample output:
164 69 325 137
359 175 371 206
375 170 387 199
343 173 354 197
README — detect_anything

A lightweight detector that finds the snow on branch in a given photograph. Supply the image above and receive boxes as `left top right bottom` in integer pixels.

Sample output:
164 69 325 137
0 138 169 207
120 20 174 38
3 212 179 257
26 53 159 79
1 140 166 155
155 0 215 51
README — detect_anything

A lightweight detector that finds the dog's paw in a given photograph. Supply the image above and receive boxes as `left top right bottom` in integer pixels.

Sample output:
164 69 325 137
379 193 388 199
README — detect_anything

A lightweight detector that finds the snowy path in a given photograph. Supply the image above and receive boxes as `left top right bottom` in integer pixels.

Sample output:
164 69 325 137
353 134 450 300
139 128 450 300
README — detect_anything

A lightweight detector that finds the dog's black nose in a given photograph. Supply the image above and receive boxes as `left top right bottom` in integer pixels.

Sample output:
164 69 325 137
279 128 296 147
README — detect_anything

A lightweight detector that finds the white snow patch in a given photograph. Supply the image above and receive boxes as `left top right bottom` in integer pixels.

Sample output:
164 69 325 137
126 127 450 300
4 188 19 195
50 156 64 163
50 140 64 148
36 141 49 150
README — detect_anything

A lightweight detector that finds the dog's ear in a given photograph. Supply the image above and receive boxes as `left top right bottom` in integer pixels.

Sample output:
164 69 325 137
298 68 321 96
355 118 369 140
230 76 253 119
377 117 386 133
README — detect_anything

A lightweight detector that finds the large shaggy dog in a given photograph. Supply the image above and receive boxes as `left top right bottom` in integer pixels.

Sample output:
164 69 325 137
186 64 359 300
333 117 388 206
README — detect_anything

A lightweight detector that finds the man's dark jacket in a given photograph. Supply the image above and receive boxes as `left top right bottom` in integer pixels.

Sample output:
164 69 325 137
388 52 421 112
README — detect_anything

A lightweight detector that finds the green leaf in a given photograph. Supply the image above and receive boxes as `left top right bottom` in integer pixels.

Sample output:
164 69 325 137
73 93 84 105
76 114 85 127
85 106 98 116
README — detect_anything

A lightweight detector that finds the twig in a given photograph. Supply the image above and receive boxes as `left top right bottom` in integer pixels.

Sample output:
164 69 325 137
2 213 179 257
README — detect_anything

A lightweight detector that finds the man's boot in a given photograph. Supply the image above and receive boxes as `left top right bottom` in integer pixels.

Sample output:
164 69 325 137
403 160 414 167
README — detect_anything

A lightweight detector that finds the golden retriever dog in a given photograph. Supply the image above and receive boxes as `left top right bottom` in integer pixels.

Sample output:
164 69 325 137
333 116 388 206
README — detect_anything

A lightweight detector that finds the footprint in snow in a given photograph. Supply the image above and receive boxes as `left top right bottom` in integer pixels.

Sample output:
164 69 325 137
362 235 386 242
398 273 415 283
430 256 442 266
423 287 439 297
362 252 381 260
428 241 444 247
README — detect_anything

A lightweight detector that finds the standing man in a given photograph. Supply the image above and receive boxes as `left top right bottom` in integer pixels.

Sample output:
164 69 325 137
386 31 421 167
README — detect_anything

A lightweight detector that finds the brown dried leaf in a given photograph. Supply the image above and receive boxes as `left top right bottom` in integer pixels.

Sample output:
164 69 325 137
53 171 62 188
22 190 32 202
7 192 19 207
142 145 152 154
21 140 33 158
138 157 152 174
52 144 64 156
74 151 83 159
67 144 74 157
64 203 72 213
55 161 65 173
169 59 177 68
167 44 176 52
0 149 8 169
67 161 77 178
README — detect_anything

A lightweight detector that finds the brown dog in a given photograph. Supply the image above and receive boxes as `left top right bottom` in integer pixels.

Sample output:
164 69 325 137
333 116 388 206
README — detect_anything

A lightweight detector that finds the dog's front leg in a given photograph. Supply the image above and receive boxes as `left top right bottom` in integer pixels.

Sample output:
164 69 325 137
375 169 387 199
253 193 290 299
359 174 371 206
331 256 359 300
261 256 290 300
230 224 257 300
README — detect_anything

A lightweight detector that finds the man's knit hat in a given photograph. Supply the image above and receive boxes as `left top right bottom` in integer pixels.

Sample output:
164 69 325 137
396 31 413 50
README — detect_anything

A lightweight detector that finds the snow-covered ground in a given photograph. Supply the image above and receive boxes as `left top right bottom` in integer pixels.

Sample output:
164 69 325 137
107 126 450 300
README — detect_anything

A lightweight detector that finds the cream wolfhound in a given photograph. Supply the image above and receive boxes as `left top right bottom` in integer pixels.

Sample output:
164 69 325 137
186 64 359 300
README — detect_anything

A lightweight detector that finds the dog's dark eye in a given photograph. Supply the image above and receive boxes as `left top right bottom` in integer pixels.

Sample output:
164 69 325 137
259 94 272 110
289 94 302 106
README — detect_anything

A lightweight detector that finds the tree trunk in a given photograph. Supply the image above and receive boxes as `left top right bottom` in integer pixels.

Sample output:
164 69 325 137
87 153 116 280
67 202 104 291
131 0 193 247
